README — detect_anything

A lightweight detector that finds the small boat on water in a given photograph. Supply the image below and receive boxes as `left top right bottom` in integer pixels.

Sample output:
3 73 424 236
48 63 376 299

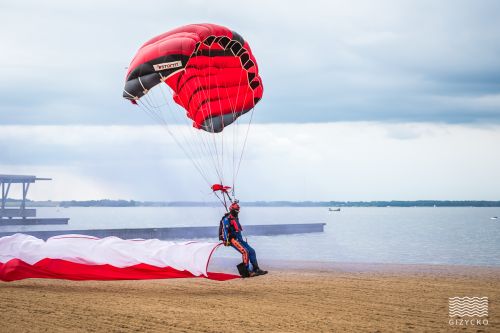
491 216 498 220
329 208 341 212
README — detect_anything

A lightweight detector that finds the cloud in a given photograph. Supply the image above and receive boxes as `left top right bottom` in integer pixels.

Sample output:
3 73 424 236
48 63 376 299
2 2 499 202
1 122 499 201
1 0 500 125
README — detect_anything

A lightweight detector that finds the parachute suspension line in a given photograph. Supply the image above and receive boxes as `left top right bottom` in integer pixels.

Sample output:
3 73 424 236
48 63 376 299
136 98 212 188
157 96 214 187
182 47 230 187
213 74 227 188
231 70 246 195
207 45 224 186
212 189 233 212
235 103 256 187
179 40 254 198
174 66 226 187
178 65 220 182
144 66 216 186
207 48 251 198
188 61 224 185
155 65 222 186
181 69 225 183
156 80 218 183
232 108 237 196
137 92 168 128
153 50 201 163
220 66 247 196
182 47 222 178
200 47 252 198
212 190 228 211
137 98 211 186
191 74 225 183
157 82 208 166
217 68 252 198
217 71 248 197
137 68 254 202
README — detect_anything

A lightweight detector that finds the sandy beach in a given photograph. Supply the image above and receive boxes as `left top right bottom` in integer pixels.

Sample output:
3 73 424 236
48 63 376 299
1 262 499 332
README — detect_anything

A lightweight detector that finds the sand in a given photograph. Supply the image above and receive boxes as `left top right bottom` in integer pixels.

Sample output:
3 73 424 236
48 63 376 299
1 263 499 332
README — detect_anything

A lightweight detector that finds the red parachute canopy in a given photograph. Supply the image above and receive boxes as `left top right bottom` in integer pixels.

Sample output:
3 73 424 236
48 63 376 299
123 23 264 133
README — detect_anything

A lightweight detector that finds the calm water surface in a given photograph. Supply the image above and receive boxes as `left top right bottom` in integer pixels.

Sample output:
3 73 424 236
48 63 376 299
1 207 499 266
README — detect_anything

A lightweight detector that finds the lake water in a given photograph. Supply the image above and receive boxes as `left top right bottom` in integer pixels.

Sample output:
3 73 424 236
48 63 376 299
1 207 499 266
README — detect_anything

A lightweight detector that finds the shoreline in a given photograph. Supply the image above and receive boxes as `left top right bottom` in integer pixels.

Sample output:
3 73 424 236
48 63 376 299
261 259 500 275
1 262 498 332
209 257 500 278
9 200 500 207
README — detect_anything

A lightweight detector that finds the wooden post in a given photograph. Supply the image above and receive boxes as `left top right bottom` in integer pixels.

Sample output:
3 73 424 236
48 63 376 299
1 181 11 211
21 182 30 214
1 182 4 212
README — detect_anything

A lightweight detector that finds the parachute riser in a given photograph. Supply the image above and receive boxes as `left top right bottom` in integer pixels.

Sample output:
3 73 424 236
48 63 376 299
222 191 234 211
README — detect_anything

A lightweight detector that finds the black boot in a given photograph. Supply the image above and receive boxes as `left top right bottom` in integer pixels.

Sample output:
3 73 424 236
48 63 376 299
253 267 268 276
236 262 250 278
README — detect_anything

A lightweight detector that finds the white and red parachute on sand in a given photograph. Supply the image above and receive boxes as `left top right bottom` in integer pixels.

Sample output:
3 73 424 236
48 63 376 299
0 234 238 282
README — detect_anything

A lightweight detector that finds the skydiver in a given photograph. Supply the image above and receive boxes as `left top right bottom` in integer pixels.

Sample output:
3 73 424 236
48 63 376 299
219 201 268 277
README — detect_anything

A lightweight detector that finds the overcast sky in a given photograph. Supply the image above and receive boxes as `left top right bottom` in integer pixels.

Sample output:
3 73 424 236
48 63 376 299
1 0 499 201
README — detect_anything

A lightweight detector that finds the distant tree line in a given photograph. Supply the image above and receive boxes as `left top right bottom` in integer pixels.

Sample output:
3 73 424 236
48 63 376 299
8 197 499 207
242 200 500 207
59 200 138 207
53 199 500 207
